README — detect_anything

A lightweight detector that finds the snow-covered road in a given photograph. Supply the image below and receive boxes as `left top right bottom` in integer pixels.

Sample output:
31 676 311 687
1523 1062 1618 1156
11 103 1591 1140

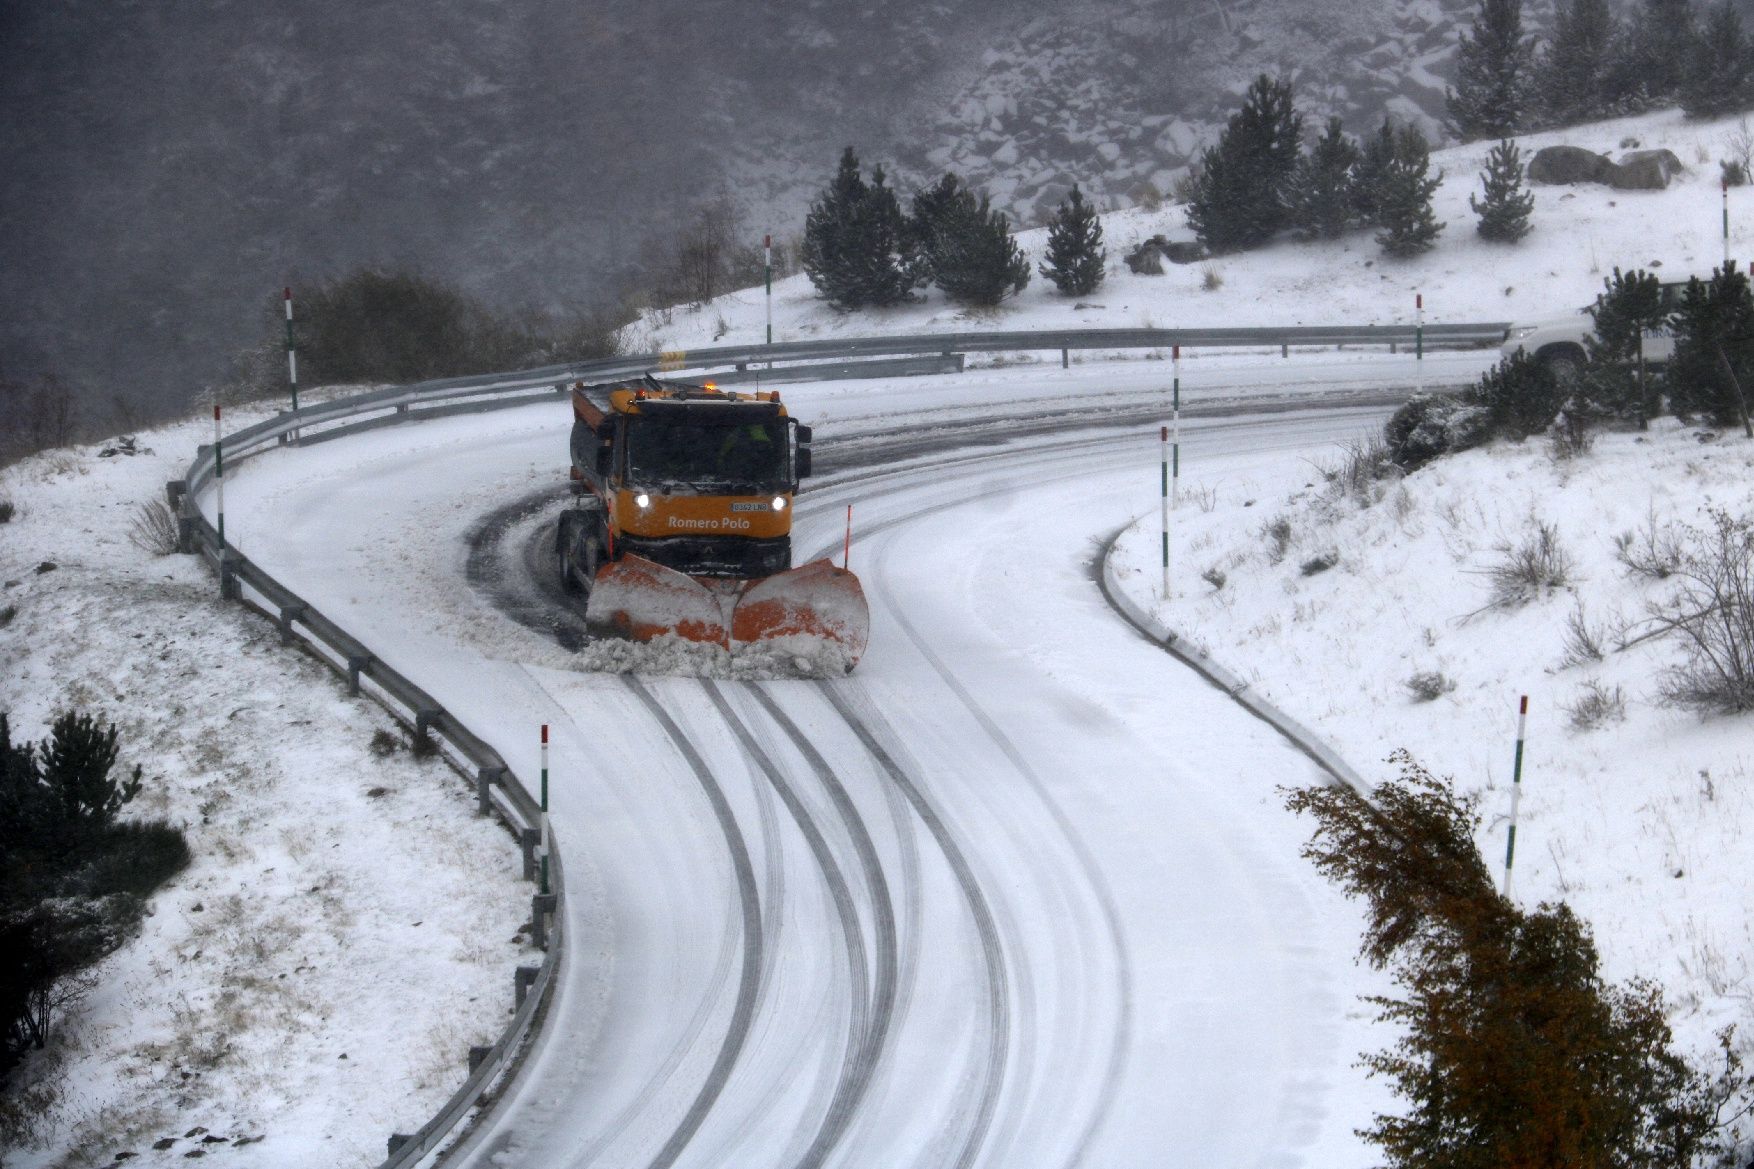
209 356 1479 1167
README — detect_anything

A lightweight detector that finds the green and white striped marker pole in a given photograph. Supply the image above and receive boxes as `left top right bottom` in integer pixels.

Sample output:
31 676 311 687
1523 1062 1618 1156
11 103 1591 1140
1502 694 1529 898
1724 177 1731 268
1415 292 1425 396
539 724 551 897
213 404 226 551
764 235 773 346
1160 424 1170 599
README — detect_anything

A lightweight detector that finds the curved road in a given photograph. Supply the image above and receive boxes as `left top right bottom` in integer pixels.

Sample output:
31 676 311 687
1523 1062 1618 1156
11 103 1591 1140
212 356 1469 1167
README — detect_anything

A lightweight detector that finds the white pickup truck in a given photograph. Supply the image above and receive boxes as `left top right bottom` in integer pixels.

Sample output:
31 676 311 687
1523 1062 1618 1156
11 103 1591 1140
1500 278 1689 379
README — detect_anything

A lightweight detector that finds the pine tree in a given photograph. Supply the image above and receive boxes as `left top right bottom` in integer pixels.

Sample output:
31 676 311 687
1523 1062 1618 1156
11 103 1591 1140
1680 2 1754 119
1038 183 1106 296
1286 753 1723 1169
1538 0 1616 127
1285 117 1361 240
802 147 915 311
1447 0 1534 141
1350 118 1400 226
1605 0 1697 111
907 172 970 284
1186 74 1304 254
1375 125 1445 258
1583 267 1666 422
1469 139 1534 242
927 188 1031 307
1669 264 1754 426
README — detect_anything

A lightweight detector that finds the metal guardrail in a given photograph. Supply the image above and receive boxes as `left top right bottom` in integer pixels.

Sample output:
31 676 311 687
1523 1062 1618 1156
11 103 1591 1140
164 484 564 1169
169 319 1504 1165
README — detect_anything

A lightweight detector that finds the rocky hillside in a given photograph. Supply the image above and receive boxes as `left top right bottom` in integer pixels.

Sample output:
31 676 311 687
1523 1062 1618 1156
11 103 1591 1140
1 0 1554 420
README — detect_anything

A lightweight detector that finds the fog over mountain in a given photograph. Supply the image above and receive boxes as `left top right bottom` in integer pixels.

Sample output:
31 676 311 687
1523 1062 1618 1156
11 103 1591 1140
2 0 1548 421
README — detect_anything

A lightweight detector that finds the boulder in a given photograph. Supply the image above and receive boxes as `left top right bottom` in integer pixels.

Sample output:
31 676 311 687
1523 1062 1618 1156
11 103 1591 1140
1124 236 1168 275
1610 148 1685 190
1123 235 1204 274
1528 145 1613 185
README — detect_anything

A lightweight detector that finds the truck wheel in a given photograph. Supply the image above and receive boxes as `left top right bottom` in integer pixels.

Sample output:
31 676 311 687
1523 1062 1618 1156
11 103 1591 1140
1539 346 1585 386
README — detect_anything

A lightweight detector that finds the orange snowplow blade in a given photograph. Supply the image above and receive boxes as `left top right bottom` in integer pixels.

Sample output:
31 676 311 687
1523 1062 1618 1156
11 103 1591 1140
731 559 870 674
582 555 870 675
585 556 731 647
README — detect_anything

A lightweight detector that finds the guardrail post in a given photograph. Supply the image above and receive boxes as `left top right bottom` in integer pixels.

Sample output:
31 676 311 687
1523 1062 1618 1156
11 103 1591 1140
468 1045 492 1073
277 604 306 645
346 655 372 697
514 965 539 1008
1061 348 1069 369
219 550 241 601
476 765 504 816
1281 341 1289 358
530 893 557 950
166 482 197 555
520 826 540 881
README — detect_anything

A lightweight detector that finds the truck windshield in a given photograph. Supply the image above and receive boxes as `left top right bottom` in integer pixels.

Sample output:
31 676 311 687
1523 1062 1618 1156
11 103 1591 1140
625 417 790 492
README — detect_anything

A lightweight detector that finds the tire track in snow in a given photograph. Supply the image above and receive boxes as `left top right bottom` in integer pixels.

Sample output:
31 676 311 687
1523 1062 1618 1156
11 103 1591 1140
871 527 1135 1168
622 676 765 1169
747 684 901 1169
817 684 1011 1169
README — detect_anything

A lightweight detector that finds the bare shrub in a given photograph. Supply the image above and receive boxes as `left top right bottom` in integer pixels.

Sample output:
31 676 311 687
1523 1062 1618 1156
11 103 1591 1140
1301 551 1339 576
1547 406 1595 461
1201 566 1227 591
1189 484 1219 513
1652 510 1754 714
0 605 15 629
368 730 401 758
1484 520 1573 608
1615 510 1685 580
1325 433 1398 504
126 500 179 556
1200 263 1224 291
1262 514 1294 563
1405 671 1456 702
0 498 13 523
1560 601 1607 667
1564 680 1627 730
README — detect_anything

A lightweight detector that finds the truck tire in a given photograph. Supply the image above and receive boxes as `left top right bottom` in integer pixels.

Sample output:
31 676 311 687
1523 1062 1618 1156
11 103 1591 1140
1538 344 1586 386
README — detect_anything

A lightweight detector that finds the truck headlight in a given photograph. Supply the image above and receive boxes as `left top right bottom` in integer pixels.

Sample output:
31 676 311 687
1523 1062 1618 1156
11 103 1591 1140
771 496 787 512
635 492 651 509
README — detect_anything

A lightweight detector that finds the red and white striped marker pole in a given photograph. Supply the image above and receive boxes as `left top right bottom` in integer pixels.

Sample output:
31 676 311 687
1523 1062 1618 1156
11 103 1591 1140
843 504 854 572
284 287 300 415
213 404 226 551
539 724 551 896
1502 694 1529 898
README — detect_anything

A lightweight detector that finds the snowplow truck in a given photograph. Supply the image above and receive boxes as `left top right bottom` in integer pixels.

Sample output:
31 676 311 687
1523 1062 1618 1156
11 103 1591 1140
557 375 870 674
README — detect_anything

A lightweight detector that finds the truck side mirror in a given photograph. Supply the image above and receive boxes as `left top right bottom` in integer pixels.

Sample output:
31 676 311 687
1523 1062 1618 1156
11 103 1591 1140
796 424 813 444
596 445 613 478
796 448 812 480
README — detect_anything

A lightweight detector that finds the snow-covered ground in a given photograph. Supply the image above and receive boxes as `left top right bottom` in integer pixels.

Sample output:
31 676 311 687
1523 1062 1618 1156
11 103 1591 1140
4 103 1754 1166
0 413 537 1167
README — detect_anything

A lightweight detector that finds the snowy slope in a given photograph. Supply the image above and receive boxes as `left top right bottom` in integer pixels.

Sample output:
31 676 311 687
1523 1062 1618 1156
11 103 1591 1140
0 411 537 1167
